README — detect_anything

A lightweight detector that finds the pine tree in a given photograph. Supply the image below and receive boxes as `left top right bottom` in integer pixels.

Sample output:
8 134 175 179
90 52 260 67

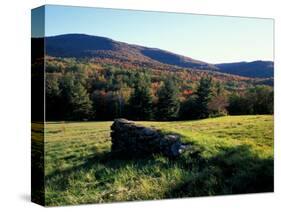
69 81 94 120
156 79 180 120
60 74 94 120
129 73 153 120
46 74 61 120
195 77 213 119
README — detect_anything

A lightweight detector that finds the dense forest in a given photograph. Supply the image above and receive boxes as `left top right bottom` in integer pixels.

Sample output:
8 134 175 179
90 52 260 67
35 56 274 121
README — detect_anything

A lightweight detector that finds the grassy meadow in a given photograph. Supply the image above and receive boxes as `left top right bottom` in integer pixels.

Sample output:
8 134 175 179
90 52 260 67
39 115 273 206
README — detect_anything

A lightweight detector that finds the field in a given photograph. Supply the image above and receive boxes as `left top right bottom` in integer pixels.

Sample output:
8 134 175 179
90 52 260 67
36 115 273 206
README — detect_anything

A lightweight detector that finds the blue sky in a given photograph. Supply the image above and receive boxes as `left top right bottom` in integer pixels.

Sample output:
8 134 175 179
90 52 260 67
32 5 274 64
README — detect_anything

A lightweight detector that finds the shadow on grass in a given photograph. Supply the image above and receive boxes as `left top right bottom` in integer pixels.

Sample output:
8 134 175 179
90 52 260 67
31 122 45 205
44 143 273 201
167 144 273 197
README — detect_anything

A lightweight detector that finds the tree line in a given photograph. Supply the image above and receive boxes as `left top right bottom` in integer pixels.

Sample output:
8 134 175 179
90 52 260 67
45 61 273 121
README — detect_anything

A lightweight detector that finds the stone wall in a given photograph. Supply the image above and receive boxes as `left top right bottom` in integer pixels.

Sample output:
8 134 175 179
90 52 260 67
111 119 189 158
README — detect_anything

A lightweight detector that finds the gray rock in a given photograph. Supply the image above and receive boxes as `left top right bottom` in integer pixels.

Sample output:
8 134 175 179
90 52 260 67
111 119 189 158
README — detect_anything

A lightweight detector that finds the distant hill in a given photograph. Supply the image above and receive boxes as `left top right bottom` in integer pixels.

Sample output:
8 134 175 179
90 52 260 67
45 34 115 58
45 34 217 70
43 34 273 78
216 61 274 78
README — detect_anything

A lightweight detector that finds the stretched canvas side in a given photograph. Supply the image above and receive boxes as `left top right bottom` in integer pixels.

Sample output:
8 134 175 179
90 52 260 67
31 6 45 206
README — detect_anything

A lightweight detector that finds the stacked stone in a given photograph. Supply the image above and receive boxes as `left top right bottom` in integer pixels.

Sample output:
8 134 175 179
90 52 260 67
111 119 189 158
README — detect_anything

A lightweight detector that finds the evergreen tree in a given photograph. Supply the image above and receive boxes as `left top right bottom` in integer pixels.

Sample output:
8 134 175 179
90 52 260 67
207 81 228 117
129 73 153 120
195 77 213 119
179 96 198 120
156 79 180 120
69 82 94 120
46 74 61 120
60 74 94 120
228 86 273 115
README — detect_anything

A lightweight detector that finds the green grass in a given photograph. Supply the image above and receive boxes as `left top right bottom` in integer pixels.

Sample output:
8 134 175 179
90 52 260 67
41 115 273 206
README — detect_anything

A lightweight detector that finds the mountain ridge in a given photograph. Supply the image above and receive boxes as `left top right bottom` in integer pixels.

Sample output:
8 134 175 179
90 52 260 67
45 33 217 70
216 60 273 78
42 33 273 78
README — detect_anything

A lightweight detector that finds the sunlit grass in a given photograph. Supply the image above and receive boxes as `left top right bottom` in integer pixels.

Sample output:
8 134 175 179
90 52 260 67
42 115 273 206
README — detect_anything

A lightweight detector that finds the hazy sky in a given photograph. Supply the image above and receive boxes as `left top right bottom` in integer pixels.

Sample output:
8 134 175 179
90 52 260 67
33 5 274 64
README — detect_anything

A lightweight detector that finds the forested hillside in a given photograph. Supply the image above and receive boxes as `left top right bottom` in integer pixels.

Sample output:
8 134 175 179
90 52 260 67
45 34 217 71
43 34 274 78
28 34 274 121
39 56 273 121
